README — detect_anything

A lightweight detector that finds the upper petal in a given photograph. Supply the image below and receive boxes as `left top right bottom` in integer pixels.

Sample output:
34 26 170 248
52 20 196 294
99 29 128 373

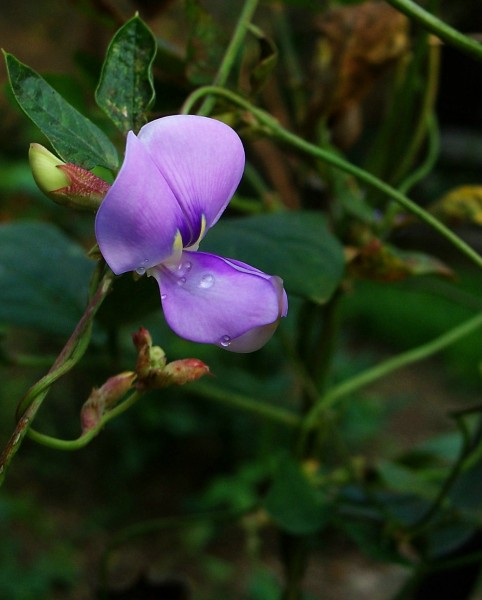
151 251 287 352
137 115 245 246
95 132 184 275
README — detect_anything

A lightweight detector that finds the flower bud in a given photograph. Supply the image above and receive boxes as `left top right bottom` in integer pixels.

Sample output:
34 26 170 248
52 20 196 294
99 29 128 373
29 143 110 211
29 143 69 193
133 327 167 380
163 358 211 385
132 327 210 389
80 371 136 433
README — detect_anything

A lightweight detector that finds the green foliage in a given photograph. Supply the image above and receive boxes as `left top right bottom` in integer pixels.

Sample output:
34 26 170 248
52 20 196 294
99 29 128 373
1 2 482 599
4 52 118 171
0 221 95 336
264 456 330 534
95 14 157 134
204 212 345 304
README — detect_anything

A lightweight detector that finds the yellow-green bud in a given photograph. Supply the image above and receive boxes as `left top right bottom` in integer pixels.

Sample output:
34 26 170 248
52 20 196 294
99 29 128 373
28 143 110 211
29 143 70 194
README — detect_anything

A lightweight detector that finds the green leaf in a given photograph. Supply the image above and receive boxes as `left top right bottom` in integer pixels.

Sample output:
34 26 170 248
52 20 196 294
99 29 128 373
95 14 157 134
377 461 437 500
0 222 95 336
264 457 329 534
203 212 345 304
4 52 118 171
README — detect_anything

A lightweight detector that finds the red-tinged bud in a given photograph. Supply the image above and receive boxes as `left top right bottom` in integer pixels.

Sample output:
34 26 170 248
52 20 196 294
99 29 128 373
163 358 211 385
80 398 102 434
80 371 136 433
132 328 210 389
132 327 152 351
29 143 110 211
54 163 110 210
132 327 166 379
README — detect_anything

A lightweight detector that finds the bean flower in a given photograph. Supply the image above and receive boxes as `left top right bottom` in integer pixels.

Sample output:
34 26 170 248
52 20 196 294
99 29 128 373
95 115 288 352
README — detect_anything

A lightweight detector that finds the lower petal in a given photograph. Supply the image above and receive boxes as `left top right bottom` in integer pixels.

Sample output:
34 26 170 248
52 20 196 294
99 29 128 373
151 251 287 352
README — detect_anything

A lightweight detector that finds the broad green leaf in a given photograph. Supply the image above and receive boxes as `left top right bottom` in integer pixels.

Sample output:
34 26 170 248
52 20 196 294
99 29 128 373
0 222 95 336
264 457 329 534
203 211 345 304
4 52 118 171
95 15 157 134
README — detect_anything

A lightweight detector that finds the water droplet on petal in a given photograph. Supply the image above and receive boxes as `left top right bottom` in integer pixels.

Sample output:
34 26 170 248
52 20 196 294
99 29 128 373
177 277 187 286
199 274 215 289
178 261 192 274
220 335 231 347
161 293 167 300
136 267 146 275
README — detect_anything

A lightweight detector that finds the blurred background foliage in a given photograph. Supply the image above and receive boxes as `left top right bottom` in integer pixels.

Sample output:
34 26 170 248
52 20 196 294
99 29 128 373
0 0 481 599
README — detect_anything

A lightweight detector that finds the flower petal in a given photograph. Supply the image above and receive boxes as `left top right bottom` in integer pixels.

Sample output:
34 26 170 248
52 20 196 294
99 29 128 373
95 132 184 275
151 251 287 352
137 115 245 246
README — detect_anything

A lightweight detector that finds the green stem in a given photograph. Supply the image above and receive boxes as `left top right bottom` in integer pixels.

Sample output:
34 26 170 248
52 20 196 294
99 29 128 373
197 0 260 116
303 311 482 433
191 381 301 427
385 0 482 63
181 86 482 270
390 36 441 186
27 390 143 451
0 266 114 487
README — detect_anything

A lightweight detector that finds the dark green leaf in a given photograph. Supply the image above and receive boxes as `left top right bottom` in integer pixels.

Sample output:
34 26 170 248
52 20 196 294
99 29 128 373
0 222 95 336
95 15 157 134
203 211 345 304
264 457 329 534
4 52 118 171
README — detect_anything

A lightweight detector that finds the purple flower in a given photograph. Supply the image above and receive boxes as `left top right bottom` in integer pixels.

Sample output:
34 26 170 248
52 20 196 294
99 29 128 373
95 115 288 352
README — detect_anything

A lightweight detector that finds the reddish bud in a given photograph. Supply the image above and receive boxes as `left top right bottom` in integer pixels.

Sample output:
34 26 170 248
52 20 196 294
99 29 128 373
80 371 136 433
132 327 210 389
163 358 211 385
29 143 110 211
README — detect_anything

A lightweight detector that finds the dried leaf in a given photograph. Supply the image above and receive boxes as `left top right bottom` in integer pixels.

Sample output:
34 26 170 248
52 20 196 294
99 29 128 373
347 238 453 282
430 185 482 226
306 1 409 146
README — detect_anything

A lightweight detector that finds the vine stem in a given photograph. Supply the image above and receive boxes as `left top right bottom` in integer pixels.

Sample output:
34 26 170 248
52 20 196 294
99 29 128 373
191 381 301 427
385 0 482 63
197 0 260 116
302 311 482 434
27 390 143 451
0 267 114 487
181 86 482 271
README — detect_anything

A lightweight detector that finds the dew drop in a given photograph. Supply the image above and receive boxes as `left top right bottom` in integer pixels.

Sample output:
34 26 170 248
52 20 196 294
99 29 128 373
220 335 231 348
161 293 167 301
136 267 146 275
178 261 192 274
177 276 187 286
199 274 215 289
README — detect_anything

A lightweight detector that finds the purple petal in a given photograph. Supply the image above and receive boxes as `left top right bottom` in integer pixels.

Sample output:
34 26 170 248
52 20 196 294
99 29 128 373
151 251 287 352
137 115 245 247
95 132 184 275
